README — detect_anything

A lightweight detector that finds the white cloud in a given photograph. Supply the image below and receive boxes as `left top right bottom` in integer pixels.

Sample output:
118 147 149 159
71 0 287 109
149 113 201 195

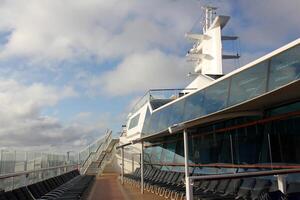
230 0 300 50
0 0 299 150
90 50 192 96
0 0 200 62
0 79 106 150
0 79 76 119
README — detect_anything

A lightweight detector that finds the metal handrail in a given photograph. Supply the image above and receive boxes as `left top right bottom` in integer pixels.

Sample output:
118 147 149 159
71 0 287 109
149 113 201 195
0 164 78 180
130 88 197 114
189 168 300 181
80 131 112 174
80 131 112 169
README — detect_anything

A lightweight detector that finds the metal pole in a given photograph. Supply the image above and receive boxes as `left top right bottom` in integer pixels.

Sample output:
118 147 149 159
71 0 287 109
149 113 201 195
141 142 144 194
184 129 193 200
132 154 134 173
121 147 124 185
0 150 3 174
267 133 273 170
277 175 287 194
229 134 234 167
24 152 28 172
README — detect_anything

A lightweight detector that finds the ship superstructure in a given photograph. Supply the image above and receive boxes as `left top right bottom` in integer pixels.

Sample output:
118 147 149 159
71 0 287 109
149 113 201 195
116 6 300 200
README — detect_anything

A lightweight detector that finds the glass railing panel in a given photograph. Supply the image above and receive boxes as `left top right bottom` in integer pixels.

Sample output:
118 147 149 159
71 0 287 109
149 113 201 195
149 146 163 164
167 98 186 127
0 150 15 174
15 151 26 172
203 78 230 114
268 44 300 91
228 60 268 106
141 44 300 137
160 142 176 164
183 90 205 122
147 111 162 134
157 105 172 132
141 107 151 135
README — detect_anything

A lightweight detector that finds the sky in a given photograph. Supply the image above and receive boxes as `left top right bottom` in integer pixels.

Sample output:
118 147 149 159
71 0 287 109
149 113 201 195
0 0 299 152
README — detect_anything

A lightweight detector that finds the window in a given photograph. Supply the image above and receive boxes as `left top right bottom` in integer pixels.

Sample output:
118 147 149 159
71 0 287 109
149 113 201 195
128 113 140 130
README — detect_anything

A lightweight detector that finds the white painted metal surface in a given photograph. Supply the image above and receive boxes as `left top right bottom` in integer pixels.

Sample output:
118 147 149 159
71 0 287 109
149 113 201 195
183 129 193 200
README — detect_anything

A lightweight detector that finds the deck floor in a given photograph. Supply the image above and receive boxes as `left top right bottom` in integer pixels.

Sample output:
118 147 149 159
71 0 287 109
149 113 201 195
87 173 166 200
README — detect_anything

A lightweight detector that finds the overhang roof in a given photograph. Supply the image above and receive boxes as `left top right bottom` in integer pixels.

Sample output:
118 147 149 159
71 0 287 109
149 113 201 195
125 79 300 145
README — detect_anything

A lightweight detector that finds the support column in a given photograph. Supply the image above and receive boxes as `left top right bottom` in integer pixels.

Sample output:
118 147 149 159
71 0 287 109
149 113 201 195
140 142 144 194
184 129 193 200
277 175 287 194
121 147 124 185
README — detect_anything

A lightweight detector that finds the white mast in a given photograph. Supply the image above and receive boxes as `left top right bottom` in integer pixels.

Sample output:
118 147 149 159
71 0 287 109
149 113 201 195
185 6 239 89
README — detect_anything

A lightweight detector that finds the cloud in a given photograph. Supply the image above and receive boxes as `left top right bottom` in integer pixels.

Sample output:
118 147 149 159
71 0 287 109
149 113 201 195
0 0 299 151
0 79 106 150
90 50 192 96
0 0 200 62
230 0 300 51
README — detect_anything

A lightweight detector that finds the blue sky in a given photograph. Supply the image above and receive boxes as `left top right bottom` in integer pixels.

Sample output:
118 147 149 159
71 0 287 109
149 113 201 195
0 0 299 151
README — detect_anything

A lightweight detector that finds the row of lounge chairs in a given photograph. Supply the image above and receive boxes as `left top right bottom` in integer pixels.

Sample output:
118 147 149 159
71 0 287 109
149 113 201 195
0 169 94 200
123 166 300 200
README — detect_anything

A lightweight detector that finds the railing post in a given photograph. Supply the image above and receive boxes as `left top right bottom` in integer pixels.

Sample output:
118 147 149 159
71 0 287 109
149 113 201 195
277 175 287 194
121 147 124 185
0 150 3 174
141 142 144 194
184 129 193 200
132 154 134 173
24 152 28 172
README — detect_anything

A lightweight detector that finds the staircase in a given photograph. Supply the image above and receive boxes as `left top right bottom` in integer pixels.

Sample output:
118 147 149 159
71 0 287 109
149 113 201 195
81 132 119 176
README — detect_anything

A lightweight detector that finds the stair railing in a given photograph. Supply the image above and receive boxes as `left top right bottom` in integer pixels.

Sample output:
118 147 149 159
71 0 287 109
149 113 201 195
80 131 112 174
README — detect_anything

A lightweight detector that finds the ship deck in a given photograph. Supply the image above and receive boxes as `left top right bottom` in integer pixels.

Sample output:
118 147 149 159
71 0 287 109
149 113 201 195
87 173 166 200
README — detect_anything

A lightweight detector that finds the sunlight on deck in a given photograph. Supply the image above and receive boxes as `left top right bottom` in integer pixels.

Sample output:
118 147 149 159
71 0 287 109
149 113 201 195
87 173 166 200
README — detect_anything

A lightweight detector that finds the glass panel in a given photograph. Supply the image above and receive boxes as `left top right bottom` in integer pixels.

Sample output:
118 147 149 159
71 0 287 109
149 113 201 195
268 101 300 116
268 44 300 91
160 141 176 164
141 108 151 134
150 146 163 164
232 124 269 164
173 137 185 164
147 111 162 134
270 116 300 164
203 79 230 114
128 113 140 130
192 132 231 165
229 61 268 106
167 98 186 127
157 106 172 132
183 90 205 121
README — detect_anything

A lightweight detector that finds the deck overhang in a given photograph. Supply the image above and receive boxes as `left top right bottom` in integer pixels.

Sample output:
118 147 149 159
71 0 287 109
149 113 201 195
116 79 300 149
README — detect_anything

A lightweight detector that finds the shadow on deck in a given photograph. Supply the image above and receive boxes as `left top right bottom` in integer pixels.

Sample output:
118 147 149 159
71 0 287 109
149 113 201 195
87 173 166 200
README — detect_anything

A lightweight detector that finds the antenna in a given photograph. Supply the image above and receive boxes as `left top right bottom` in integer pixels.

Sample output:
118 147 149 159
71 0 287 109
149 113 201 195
201 6 217 33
